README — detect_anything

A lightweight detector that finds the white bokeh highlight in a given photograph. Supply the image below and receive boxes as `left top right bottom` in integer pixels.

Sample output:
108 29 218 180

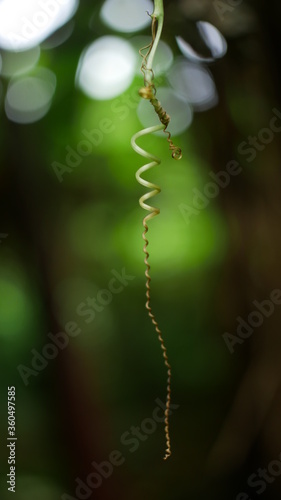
76 36 136 101
197 21 227 59
176 21 227 63
5 67 56 123
168 60 218 111
176 36 213 64
101 0 153 33
0 0 79 52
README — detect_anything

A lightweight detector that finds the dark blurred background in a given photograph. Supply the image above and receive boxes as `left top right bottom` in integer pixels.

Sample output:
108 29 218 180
1 0 281 498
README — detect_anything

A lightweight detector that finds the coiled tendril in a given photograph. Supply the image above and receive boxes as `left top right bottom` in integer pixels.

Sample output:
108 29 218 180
131 2 182 461
131 126 172 459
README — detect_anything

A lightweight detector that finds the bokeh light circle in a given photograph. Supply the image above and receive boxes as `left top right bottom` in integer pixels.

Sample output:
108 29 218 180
101 0 153 33
76 36 136 100
5 67 56 123
0 0 79 51
168 59 218 111
176 21 227 63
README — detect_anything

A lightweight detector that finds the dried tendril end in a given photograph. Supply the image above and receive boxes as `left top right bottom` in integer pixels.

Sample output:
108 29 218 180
139 86 155 100
172 148 182 161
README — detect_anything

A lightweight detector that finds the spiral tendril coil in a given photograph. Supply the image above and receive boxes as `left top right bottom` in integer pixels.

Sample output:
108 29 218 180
131 126 171 460
131 6 182 461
